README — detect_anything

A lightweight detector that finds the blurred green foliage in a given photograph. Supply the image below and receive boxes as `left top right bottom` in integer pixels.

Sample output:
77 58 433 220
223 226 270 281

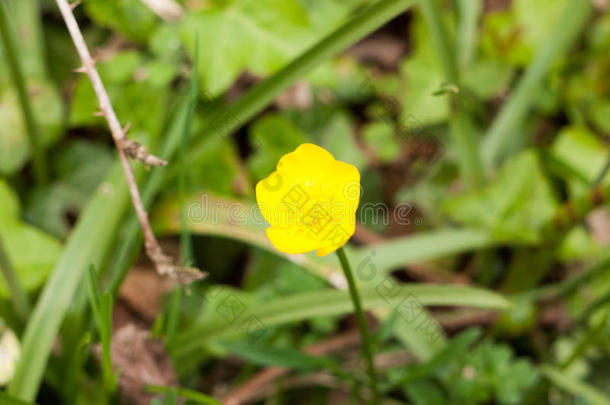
0 0 609 404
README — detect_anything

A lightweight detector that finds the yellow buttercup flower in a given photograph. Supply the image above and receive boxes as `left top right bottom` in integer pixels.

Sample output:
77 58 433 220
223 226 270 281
256 143 361 256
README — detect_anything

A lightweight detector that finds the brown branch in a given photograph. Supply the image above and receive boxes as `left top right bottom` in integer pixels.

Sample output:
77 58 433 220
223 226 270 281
56 0 205 283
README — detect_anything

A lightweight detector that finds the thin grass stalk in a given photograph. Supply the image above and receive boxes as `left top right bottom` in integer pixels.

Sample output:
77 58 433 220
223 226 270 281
0 2 47 183
481 0 593 169
0 232 30 320
186 0 416 163
418 0 483 187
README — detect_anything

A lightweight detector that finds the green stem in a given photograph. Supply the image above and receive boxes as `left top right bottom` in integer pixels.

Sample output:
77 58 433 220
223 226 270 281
336 247 379 404
0 231 30 320
593 153 610 186
0 2 47 184
418 0 458 83
560 317 605 370
514 253 610 302
418 0 483 187
481 0 592 169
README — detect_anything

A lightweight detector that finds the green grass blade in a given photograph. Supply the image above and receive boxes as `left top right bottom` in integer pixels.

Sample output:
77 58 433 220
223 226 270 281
351 228 493 274
481 0 593 169
456 0 482 70
541 365 610 405
86 265 116 392
217 340 339 371
186 0 415 163
175 284 509 361
147 386 222 405
0 1 47 183
0 392 37 405
153 194 495 277
167 34 200 358
0 231 30 320
8 163 132 401
418 0 483 187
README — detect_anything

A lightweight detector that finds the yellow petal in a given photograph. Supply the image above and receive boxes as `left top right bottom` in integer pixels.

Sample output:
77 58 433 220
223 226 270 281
266 227 320 254
256 143 361 256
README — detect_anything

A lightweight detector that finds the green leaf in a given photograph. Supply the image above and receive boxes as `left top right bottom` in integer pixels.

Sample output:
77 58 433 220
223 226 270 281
248 114 308 180
550 126 609 196
0 80 63 176
399 13 449 126
442 340 538 405
480 0 592 168
70 51 169 143
7 162 132 401
175 284 509 360
0 391 36 405
443 150 558 243
404 380 445 405
0 180 62 297
362 120 400 163
147 385 222 405
83 0 157 43
217 340 338 370
181 0 309 95
24 140 114 238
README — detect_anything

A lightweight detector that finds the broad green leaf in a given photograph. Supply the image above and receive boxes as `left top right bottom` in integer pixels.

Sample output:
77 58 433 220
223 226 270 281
443 150 558 243
187 138 241 196
404 380 445 405
0 81 63 176
512 0 570 61
248 114 308 181
24 140 114 238
83 0 157 43
181 0 309 95
399 13 449 126
550 126 609 196
0 180 62 297
70 51 170 143
0 391 35 405
441 340 538 405
362 120 400 163
319 110 366 171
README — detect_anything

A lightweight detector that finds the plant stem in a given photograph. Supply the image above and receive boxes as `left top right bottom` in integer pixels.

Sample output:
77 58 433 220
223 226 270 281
336 247 379 404
560 317 605 370
418 0 483 187
0 1 47 184
0 231 30 320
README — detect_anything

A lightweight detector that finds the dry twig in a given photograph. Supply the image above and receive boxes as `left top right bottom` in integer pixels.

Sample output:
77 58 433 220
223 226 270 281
56 0 205 283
